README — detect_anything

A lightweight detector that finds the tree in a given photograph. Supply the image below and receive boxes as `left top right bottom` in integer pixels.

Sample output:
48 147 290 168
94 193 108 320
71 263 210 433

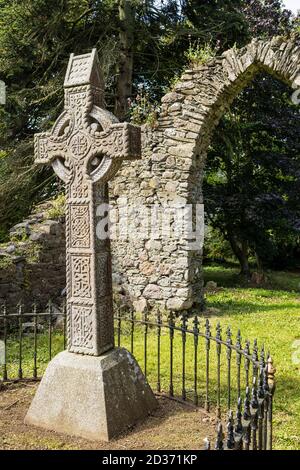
204 77 300 275
114 0 134 120
0 0 249 239
204 0 300 275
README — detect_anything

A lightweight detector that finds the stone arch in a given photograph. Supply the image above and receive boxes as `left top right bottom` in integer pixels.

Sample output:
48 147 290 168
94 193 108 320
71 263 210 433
110 36 300 312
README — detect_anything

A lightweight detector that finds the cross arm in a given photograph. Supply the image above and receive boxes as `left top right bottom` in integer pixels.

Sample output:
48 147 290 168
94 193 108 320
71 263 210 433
34 132 68 165
34 131 71 183
34 132 52 165
95 122 141 160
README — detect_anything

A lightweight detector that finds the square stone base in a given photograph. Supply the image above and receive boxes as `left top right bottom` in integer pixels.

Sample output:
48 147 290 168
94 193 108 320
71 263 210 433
24 348 157 441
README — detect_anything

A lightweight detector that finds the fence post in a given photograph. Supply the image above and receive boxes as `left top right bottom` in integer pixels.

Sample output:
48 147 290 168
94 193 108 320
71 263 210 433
181 312 187 401
250 377 259 450
216 322 222 418
267 356 276 451
168 311 175 397
143 310 148 379
156 308 161 393
2 303 8 381
236 330 242 402
193 315 199 406
33 302 38 379
18 302 23 380
205 319 211 411
226 326 232 411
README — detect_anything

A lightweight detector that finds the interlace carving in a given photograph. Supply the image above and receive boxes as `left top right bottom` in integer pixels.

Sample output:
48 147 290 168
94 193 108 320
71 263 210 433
34 48 141 355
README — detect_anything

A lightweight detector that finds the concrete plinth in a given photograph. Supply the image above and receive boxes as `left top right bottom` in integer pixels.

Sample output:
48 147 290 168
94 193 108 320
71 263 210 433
24 348 157 441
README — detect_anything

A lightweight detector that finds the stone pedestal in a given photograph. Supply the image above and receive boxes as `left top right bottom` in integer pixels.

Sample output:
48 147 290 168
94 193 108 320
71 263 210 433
24 348 157 441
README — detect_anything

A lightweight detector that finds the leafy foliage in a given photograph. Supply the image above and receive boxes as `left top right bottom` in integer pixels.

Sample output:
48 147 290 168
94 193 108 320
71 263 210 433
0 0 299 272
204 0 300 273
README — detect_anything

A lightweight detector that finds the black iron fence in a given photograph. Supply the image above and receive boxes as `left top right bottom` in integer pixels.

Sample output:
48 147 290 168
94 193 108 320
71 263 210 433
0 302 275 449
205 368 275 451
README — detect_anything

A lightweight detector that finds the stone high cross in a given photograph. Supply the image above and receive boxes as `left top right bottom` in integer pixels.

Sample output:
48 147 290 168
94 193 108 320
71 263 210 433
35 49 141 355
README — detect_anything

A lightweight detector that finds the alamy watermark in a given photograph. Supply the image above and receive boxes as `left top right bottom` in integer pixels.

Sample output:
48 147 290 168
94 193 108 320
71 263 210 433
0 80 6 105
292 339 300 366
96 199 205 251
0 339 5 366
291 88 300 105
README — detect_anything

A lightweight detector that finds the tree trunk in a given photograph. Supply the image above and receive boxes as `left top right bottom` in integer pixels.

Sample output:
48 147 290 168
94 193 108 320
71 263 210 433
115 0 134 121
228 233 251 277
255 251 264 273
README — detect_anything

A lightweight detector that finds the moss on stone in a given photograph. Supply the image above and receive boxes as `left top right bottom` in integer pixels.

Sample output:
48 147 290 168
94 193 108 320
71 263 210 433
46 194 66 220
0 255 13 269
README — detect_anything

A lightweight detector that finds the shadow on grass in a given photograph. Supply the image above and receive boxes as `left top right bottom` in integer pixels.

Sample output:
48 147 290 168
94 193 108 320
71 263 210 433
204 265 300 292
205 299 300 316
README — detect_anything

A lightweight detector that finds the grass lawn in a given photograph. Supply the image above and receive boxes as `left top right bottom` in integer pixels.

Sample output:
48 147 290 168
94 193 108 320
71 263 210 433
1 264 300 450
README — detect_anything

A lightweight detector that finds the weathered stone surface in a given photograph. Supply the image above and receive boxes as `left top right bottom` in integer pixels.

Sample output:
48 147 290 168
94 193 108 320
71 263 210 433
25 348 157 441
34 49 141 356
143 284 162 299
166 297 193 311
0 201 66 308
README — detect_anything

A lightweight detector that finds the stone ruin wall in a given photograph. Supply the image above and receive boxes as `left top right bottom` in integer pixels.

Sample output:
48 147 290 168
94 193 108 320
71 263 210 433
0 36 299 312
110 36 300 313
0 202 66 308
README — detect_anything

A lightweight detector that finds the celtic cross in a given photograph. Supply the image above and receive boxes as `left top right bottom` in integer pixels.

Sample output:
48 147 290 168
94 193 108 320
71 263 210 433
34 49 141 355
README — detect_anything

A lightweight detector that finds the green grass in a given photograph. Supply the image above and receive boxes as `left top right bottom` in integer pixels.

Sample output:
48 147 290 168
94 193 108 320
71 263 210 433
1 265 300 450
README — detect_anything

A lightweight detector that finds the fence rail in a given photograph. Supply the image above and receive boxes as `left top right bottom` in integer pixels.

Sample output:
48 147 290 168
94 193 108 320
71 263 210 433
0 302 275 449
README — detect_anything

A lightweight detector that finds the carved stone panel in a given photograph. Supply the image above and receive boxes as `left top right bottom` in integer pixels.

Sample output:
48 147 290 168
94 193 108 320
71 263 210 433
70 205 90 248
71 255 92 299
71 305 94 350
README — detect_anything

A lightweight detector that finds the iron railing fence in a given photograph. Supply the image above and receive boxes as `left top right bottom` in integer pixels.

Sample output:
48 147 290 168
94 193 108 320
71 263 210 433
0 302 275 449
205 368 275 451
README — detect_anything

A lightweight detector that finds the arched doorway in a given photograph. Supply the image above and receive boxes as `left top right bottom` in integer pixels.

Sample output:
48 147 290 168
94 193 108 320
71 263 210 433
110 35 300 312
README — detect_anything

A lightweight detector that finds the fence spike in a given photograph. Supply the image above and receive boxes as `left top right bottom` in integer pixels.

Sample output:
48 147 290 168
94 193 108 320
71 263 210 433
216 322 222 340
267 356 276 395
205 318 211 351
252 339 258 377
215 422 224 450
258 368 265 399
260 344 265 370
193 314 199 332
263 365 269 395
251 377 259 410
226 410 235 449
181 311 187 331
203 437 211 450
244 339 250 357
252 339 258 361
236 329 242 350
235 397 243 434
243 386 251 421
226 326 232 359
